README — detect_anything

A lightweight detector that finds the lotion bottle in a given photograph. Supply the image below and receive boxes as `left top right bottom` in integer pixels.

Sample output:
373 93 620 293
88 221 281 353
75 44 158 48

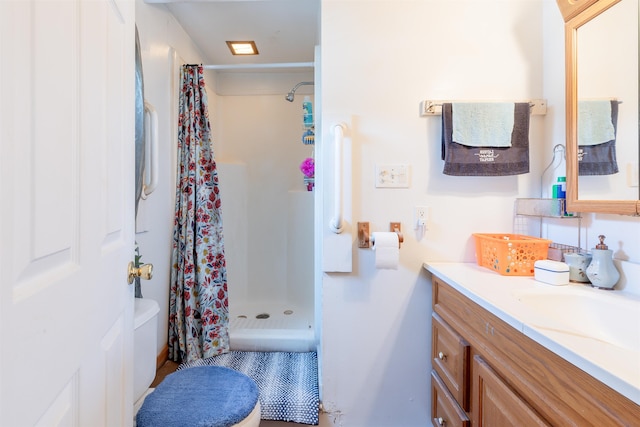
585 235 620 289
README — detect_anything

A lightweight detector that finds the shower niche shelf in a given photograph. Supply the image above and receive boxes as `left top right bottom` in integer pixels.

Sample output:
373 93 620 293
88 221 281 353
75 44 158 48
515 198 581 219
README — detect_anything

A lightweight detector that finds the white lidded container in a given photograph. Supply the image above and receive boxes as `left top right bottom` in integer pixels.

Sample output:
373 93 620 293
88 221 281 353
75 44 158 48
534 260 570 286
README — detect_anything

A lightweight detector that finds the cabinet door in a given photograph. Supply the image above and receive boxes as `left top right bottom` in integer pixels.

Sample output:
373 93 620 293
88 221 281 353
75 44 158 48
473 356 550 427
432 313 470 410
431 371 470 427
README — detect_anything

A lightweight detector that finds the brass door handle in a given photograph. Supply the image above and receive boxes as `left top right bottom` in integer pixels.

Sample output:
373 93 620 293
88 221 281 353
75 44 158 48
128 262 153 284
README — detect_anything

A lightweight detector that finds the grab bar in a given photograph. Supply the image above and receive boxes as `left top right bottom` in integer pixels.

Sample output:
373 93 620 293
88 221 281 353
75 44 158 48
142 101 159 198
329 123 345 234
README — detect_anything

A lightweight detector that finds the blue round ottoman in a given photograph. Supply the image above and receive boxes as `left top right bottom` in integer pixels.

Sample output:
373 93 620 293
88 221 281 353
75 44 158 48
136 366 260 427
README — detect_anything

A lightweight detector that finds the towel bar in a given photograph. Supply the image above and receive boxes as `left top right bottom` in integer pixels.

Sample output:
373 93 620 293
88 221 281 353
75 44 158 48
420 99 547 117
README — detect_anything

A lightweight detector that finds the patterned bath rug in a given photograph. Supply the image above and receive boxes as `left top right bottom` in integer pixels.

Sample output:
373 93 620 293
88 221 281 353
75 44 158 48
179 351 320 425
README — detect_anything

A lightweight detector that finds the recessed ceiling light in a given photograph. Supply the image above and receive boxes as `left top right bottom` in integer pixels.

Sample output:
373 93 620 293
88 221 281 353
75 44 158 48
226 41 259 56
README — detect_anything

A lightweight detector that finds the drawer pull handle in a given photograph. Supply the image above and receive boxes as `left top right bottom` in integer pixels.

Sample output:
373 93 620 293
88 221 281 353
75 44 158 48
438 351 447 360
437 417 446 426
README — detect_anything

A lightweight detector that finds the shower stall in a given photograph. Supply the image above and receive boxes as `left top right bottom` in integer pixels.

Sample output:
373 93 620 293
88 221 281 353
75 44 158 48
215 85 316 352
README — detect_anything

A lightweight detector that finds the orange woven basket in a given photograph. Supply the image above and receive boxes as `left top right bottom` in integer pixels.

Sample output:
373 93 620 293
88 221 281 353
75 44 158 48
472 233 552 276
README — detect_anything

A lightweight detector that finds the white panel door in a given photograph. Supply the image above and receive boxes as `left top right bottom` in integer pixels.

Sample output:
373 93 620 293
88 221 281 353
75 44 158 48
0 0 136 426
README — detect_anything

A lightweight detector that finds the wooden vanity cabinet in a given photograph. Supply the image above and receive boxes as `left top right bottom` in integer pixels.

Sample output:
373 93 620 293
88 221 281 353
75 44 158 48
430 275 640 427
431 371 469 427
431 313 470 410
473 355 550 427
431 311 544 427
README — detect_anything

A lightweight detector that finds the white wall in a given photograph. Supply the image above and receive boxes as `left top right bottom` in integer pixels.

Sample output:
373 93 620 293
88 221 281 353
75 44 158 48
319 1 639 425
575 0 638 202
320 1 570 426
135 0 216 355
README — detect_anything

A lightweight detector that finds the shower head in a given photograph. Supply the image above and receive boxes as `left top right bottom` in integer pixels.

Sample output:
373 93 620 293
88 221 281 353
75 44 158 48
285 81 314 102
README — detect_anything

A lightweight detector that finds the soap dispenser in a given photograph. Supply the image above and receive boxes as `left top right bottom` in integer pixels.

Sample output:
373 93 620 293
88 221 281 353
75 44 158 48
585 235 620 289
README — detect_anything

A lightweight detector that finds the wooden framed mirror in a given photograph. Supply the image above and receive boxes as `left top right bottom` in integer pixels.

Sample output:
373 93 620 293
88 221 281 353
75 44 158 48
558 0 640 215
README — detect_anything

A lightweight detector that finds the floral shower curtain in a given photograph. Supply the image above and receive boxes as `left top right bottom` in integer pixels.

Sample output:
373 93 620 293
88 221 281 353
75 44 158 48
168 65 229 363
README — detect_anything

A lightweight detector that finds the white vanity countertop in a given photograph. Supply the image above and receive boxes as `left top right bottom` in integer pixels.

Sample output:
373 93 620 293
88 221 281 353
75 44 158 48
423 262 640 406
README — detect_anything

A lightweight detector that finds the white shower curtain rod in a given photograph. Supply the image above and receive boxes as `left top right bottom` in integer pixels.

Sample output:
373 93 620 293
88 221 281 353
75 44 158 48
203 62 314 70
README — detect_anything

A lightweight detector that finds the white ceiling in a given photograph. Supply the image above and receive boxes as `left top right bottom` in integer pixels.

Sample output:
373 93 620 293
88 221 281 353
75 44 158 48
159 0 320 70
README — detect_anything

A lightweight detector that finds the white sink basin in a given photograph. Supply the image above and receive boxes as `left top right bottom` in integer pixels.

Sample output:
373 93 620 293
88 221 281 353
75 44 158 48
512 288 640 351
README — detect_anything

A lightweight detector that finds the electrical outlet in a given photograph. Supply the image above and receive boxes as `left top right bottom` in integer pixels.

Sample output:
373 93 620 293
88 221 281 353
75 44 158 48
414 206 428 228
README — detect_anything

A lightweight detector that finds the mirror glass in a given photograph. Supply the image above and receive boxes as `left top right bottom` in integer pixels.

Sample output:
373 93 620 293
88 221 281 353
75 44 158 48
576 0 639 201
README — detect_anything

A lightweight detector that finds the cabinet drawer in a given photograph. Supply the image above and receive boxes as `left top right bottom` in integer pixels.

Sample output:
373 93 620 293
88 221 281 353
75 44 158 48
432 312 470 410
431 371 470 427
473 355 550 426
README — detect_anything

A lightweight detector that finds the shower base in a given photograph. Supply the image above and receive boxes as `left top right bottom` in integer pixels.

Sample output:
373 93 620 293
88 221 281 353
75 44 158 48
229 303 315 352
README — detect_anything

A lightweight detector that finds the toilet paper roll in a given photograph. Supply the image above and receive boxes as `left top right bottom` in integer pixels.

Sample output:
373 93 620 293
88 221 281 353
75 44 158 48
371 232 399 269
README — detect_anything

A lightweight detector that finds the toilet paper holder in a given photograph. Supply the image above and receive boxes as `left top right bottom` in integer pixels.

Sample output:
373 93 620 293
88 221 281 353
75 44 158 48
358 222 403 249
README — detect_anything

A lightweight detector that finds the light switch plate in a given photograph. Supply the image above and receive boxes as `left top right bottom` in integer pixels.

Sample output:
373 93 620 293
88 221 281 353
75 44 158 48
375 164 409 188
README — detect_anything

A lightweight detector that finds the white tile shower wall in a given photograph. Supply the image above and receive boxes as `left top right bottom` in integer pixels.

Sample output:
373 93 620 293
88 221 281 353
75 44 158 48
215 95 315 311
219 166 315 320
287 191 315 309
218 163 250 305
